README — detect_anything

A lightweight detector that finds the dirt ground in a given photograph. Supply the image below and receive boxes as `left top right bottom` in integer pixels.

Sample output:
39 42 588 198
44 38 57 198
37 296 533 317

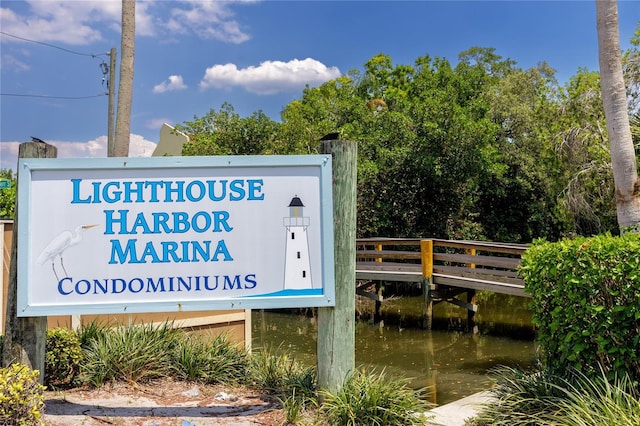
43 379 286 426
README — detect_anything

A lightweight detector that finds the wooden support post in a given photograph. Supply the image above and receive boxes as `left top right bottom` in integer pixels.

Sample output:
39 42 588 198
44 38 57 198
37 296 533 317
317 139 357 394
374 282 383 323
465 248 478 334
467 289 478 334
420 239 434 330
2 141 57 383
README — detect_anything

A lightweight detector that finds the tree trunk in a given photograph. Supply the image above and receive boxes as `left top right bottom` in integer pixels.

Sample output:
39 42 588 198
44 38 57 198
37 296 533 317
596 0 640 231
114 0 135 158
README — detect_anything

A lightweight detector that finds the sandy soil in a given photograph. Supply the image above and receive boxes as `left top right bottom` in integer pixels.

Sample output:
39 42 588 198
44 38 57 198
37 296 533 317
43 379 285 426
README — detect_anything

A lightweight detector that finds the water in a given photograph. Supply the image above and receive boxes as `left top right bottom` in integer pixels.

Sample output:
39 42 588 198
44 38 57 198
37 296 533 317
252 293 537 405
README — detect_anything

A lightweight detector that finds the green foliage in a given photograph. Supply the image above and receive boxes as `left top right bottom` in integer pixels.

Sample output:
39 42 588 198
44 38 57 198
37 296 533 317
171 333 248 385
549 369 640 426
45 328 83 389
0 364 45 426
250 345 316 399
520 233 640 383
470 365 565 425
178 103 280 156
279 388 308 425
317 369 432 426
176 46 634 240
0 169 16 219
470 365 640 426
79 321 181 386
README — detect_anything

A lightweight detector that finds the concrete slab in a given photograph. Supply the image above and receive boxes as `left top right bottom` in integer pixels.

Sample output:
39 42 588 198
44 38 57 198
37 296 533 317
426 391 495 426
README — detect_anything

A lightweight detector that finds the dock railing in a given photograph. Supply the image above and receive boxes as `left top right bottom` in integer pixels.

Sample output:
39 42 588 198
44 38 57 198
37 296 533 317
356 238 529 297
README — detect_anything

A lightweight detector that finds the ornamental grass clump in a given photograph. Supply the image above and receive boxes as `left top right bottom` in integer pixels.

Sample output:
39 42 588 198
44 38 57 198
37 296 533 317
547 369 640 426
0 363 45 426
318 369 432 426
470 365 640 426
171 332 249 385
79 321 181 386
250 345 316 398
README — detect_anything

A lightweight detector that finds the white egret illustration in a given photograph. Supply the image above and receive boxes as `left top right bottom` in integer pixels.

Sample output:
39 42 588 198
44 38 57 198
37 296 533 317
37 224 98 280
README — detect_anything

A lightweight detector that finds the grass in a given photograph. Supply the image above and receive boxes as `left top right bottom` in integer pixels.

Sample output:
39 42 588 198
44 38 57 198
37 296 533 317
469 364 640 426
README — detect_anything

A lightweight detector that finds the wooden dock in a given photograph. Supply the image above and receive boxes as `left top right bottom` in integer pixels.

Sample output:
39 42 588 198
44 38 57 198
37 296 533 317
355 238 529 329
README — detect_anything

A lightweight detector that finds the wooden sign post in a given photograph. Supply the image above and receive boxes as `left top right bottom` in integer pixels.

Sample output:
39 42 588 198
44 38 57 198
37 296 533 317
317 139 357 394
2 141 56 382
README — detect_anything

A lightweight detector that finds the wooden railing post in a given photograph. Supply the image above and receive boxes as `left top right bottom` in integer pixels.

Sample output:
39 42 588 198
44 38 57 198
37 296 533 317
420 239 434 330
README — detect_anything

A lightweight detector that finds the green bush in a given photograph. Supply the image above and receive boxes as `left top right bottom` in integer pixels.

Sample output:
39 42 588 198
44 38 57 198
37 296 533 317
0 363 45 426
520 233 640 383
45 328 83 389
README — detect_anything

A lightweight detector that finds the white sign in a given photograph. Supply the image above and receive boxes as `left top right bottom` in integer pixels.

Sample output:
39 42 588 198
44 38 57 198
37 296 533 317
17 156 334 316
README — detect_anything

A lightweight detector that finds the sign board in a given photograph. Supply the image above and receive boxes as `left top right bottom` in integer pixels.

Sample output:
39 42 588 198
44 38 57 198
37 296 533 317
0 179 10 189
17 155 334 316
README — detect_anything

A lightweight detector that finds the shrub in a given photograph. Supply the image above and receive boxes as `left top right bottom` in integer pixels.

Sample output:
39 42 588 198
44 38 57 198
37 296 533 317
0 364 45 426
318 369 431 426
520 233 640 383
45 328 83 389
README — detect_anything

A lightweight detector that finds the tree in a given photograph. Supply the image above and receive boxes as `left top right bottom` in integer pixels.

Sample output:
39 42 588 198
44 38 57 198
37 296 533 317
596 0 640 231
177 103 280 156
0 169 16 219
113 0 135 157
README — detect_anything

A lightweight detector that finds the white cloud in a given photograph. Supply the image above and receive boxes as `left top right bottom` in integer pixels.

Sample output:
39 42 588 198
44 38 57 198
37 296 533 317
166 0 253 43
0 1 116 45
0 1 253 46
145 118 174 130
199 58 342 95
153 75 187 93
0 135 157 171
0 54 30 72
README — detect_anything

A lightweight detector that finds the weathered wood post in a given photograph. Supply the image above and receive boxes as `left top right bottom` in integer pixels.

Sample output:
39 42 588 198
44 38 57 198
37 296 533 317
420 239 434 330
317 139 357 394
465 248 478 334
2 141 57 383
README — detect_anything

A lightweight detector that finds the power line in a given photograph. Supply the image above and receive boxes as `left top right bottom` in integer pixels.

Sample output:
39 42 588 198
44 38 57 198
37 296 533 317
0 31 108 58
0 93 107 100
0 31 112 100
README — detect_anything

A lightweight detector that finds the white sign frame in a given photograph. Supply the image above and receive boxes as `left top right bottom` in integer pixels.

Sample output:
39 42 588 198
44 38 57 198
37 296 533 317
17 155 334 316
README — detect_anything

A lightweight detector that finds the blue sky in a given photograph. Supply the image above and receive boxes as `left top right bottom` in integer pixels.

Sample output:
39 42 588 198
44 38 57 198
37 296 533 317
1 0 638 171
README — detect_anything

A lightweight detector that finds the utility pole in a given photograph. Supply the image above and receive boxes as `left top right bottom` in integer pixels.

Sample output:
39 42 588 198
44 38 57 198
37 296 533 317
107 47 116 157
114 0 135 158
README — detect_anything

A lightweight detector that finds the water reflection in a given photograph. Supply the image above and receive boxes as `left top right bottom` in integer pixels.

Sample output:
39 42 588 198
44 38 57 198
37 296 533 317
253 309 537 405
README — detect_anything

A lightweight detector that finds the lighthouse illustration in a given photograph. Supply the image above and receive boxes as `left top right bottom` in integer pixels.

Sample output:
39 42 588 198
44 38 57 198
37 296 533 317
283 195 313 290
